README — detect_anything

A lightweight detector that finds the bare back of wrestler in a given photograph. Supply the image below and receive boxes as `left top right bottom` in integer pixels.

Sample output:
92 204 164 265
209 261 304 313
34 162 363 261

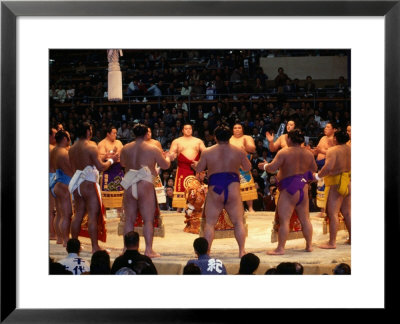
68 123 112 253
193 126 251 258
316 131 351 249
50 130 73 246
261 129 317 255
120 124 171 258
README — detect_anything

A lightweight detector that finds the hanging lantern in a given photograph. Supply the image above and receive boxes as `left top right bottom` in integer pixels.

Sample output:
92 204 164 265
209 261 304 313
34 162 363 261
107 49 123 101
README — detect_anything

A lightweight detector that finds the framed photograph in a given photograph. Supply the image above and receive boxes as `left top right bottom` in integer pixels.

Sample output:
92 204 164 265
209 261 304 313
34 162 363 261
1 0 397 321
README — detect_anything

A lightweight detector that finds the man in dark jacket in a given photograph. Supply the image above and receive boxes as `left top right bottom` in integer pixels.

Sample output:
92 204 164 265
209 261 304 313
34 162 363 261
111 231 158 274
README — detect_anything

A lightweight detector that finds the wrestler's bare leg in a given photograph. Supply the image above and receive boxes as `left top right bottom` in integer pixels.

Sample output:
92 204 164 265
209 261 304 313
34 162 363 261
295 185 313 252
224 183 247 258
319 186 343 249
121 190 138 254
54 198 63 244
49 193 57 240
267 190 295 255
203 190 223 256
245 200 255 213
340 185 351 244
79 182 104 253
70 191 85 240
137 182 160 258
54 183 72 247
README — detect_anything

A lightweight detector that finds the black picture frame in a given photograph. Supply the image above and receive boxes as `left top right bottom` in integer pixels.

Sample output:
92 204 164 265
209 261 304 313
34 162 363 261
1 0 398 322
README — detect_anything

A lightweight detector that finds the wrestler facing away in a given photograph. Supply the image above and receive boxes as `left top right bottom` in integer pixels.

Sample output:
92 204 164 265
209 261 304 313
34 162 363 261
229 123 257 212
259 129 317 255
315 131 351 249
68 122 113 253
169 123 206 211
120 124 172 258
49 127 57 240
49 130 73 246
192 125 252 258
97 126 123 163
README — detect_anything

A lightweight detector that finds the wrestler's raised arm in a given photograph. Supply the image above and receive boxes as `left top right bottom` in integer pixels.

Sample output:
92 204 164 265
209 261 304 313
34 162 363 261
317 148 336 178
267 132 281 152
243 135 256 154
240 150 252 172
155 147 171 170
90 143 113 172
264 150 284 173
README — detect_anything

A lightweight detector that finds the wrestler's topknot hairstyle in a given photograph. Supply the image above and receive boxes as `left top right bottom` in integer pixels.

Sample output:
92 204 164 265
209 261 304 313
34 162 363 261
334 130 350 144
55 130 69 144
77 121 92 138
133 123 148 138
214 125 231 142
287 129 305 145
193 237 208 255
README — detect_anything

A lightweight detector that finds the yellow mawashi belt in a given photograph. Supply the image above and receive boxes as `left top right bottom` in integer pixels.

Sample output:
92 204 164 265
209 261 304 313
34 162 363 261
324 171 351 197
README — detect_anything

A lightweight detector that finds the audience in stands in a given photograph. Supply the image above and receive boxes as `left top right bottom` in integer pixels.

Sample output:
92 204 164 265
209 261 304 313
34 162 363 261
89 250 111 275
333 263 351 275
186 237 227 275
57 238 90 275
238 253 260 275
111 231 158 275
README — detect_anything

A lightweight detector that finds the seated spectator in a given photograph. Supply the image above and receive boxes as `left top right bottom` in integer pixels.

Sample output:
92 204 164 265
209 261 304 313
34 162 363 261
238 253 260 275
90 250 111 275
191 80 204 100
146 81 162 98
117 121 131 142
111 231 158 274
304 75 315 97
57 238 90 275
160 185 175 211
183 263 201 275
264 185 277 211
55 84 67 103
186 237 227 275
49 257 72 275
265 268 278 275
180 80 192 97
276 262 304 275
333 263 351 275
274 67 290 88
